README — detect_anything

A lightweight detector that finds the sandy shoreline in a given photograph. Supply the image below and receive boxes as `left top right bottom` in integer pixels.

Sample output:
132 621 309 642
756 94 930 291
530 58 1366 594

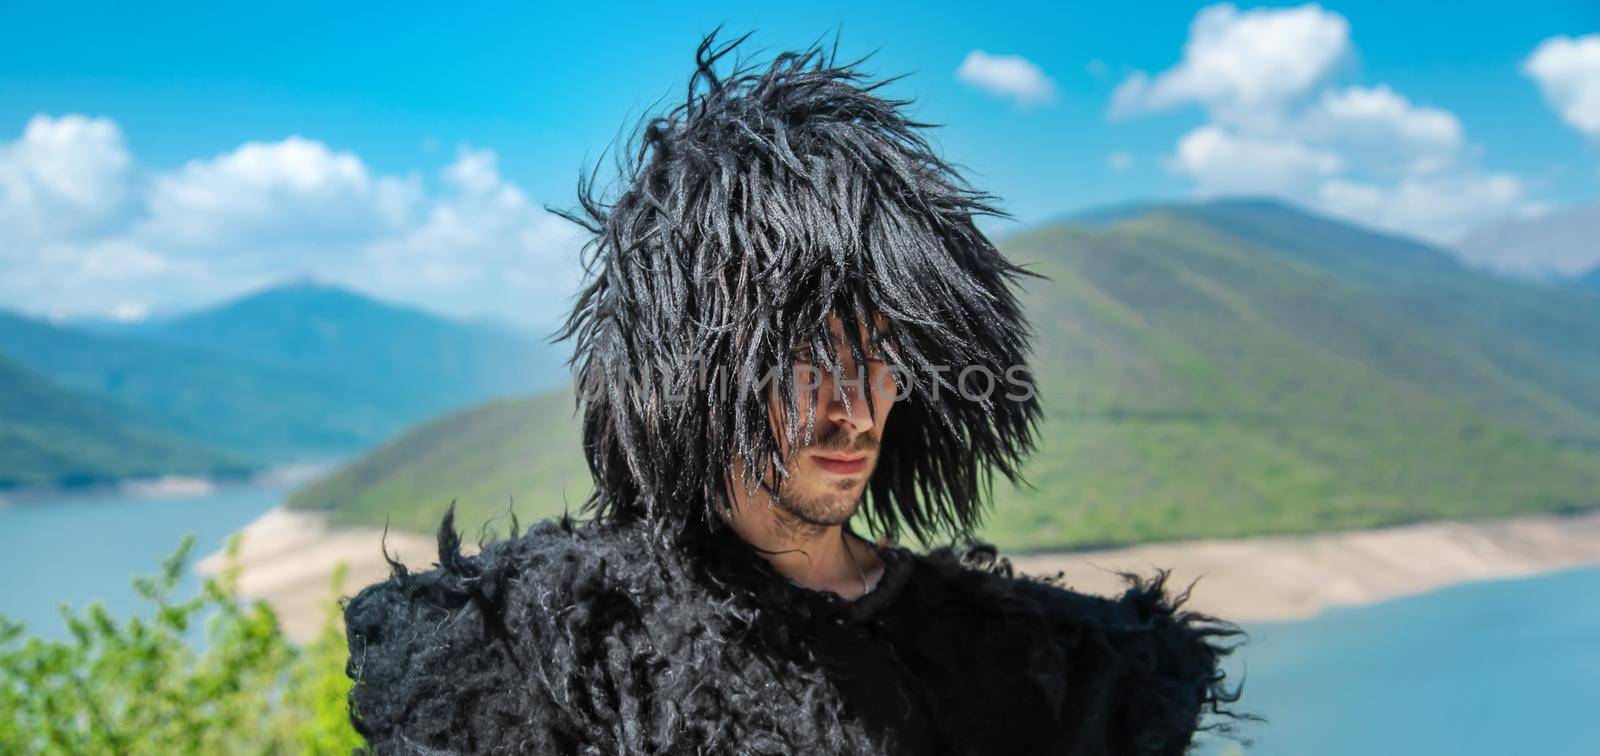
199 506 1600 643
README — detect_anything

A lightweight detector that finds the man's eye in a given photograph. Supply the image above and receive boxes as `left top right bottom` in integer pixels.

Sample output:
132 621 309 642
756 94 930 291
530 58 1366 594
792 344 887 364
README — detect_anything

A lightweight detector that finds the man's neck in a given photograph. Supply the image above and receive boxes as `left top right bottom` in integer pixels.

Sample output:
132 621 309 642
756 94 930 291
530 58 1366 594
720 501 885 600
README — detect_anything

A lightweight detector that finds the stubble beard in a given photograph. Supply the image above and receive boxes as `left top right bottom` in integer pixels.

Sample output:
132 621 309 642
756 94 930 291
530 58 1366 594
766 425 878 540
775 474 862 527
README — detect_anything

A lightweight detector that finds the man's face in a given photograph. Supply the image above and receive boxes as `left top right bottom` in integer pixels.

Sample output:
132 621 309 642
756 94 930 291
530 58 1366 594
758 312 899 528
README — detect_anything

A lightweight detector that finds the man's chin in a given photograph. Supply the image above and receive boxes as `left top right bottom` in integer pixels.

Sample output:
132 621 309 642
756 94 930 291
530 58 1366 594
777 490 862 528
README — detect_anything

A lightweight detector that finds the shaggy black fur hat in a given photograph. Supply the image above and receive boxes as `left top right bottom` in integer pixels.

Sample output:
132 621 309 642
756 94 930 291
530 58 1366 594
550 28 1044 544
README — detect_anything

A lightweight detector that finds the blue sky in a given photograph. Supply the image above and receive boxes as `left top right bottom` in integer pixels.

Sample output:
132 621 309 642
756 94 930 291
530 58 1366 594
2 1 1596 328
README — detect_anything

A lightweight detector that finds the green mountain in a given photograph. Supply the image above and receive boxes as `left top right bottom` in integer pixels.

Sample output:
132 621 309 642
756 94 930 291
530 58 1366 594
0 309 407 458
979 200 1600 548
134 278 566 408
0 281 567 460
289 200 1600 550
288 391 587 533
0 354 250 490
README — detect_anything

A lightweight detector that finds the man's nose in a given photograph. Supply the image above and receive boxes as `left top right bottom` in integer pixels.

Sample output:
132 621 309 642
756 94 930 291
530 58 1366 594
823 366 875 434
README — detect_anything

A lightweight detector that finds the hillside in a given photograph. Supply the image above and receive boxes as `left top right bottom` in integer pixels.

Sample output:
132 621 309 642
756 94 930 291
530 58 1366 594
0 281 568 460
0 310 410 458
134 278 567 407
289 200 1600 551
287 391 589 534
980 201 1600 548
0 354 250 490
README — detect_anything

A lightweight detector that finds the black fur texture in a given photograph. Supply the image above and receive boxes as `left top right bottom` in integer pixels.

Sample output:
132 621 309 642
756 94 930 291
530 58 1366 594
343 507 1248 754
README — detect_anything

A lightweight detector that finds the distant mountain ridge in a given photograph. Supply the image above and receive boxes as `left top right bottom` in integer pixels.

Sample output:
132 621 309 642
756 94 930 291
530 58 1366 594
0 305 402 459
0 281 571 488
0 354 249 490
290 198 1600 550
1456 202 1600 279
131 279 565 405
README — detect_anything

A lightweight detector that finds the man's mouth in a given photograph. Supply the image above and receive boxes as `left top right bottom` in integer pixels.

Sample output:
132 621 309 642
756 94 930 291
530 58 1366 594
811 452 869 475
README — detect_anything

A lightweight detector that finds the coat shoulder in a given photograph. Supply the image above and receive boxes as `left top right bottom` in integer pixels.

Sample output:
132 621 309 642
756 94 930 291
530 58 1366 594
341 510 613 754
908 543 1251 755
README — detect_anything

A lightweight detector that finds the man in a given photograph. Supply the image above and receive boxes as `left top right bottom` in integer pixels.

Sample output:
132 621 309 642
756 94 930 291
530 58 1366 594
343 30 1245 755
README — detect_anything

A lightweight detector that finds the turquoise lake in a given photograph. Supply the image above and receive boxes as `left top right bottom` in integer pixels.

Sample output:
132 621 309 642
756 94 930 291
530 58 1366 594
1196 562 1600 755
0 482 288 643
2 487 1596 753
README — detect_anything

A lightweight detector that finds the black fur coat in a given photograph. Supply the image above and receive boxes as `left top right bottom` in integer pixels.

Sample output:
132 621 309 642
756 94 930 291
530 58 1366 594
342 512 1243 755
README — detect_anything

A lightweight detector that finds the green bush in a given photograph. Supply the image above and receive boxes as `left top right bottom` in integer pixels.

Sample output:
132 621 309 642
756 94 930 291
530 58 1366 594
0 533 362 755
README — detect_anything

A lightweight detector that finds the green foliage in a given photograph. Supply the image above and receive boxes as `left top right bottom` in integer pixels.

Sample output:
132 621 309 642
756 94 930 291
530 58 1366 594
0 533 362 755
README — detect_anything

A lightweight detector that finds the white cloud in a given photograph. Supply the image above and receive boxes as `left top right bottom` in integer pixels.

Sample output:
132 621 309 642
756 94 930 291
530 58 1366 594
1523 34 1600 138
1107 3 1535 245
1300 85 1464 175
1111 3 1350 120
1107 151 1134 171
0 116 583 326
1318 173 1525 242
142 136 417 250
0 114 132 242
109 302 150 323
1170 125 1343 196
5 235 199 322
1309 86 1462 148
60 238 176 279
956 50 1058 108
364 146 584 304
